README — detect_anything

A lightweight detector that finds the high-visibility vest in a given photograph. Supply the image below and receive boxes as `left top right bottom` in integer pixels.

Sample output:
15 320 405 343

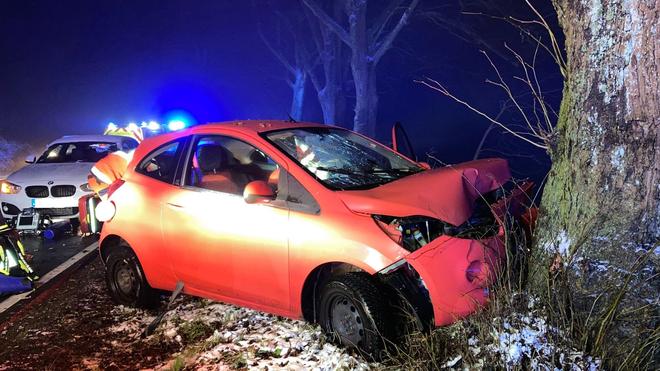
88 150 134 193
0 225 34 278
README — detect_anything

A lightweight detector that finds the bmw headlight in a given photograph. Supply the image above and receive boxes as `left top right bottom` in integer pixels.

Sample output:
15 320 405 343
80 183 93 192
0 181 21 194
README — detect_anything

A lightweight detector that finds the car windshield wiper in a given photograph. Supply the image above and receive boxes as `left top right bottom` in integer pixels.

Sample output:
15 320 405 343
371 168 422 176
315 166 362 175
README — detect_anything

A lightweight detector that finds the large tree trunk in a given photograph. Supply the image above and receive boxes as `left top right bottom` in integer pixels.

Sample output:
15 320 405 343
289 68 307 121
532 0 658 355
352 63 378 136
348 0 376 136
312 1 348 126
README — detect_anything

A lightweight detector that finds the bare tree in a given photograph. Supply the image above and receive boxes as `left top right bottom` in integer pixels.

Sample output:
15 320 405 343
257 6 313 121
303 0 420 136
304 1 350 125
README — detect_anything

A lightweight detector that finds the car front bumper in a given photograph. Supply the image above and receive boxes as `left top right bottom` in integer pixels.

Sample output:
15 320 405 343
1 191 85 221
404 235 504 326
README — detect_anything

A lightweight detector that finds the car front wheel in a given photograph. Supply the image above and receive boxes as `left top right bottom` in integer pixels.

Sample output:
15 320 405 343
105 245 159 309
318 272 390 357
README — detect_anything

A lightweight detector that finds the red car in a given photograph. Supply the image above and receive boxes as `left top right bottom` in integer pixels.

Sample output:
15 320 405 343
99 120 534 354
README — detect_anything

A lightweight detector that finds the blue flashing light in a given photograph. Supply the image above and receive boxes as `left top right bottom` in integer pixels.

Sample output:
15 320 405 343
127 122 139 131
168 120 187 131
107 122 118 131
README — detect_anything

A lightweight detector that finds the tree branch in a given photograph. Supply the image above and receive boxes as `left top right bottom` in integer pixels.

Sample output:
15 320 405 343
372 0 420 63
416 77 548 150
369 0 406 43
257 21 296 76
301 0 351 47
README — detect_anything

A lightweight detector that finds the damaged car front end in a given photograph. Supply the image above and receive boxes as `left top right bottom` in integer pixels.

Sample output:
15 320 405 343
338 159 536 329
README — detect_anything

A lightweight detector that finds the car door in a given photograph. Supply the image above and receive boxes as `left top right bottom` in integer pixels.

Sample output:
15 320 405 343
161 133 291 311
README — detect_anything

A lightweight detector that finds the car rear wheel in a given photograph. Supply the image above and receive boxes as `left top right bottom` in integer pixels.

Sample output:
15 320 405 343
318 272 390 358
105 245 159 309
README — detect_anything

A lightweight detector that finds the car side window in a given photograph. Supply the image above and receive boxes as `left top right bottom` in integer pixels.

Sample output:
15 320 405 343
137 139 184 184
186 135 280 197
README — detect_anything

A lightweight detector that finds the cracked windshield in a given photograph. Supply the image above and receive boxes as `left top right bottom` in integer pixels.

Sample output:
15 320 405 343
266 128 423 190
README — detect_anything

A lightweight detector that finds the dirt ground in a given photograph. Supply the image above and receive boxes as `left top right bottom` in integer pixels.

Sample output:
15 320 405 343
0 257 180 370
0 257 372 371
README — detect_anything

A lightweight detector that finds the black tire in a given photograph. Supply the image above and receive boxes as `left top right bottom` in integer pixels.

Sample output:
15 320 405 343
105 245 160 309
318 272 390 358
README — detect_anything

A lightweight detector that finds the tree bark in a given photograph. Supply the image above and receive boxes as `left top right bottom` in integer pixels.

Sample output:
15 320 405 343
307 1 348 125
532 0 659 343
347 0 373 135
289 68 307 121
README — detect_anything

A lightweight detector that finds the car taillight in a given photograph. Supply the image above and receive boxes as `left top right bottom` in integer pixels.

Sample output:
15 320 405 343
0 181 21 194
106 179 125 198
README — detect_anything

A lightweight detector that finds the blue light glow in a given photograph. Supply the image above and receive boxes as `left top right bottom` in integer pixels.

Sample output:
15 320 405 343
168 120 186 131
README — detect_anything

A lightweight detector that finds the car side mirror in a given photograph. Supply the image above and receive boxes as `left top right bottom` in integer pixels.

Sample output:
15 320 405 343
243 180 275 204
25 155 36 164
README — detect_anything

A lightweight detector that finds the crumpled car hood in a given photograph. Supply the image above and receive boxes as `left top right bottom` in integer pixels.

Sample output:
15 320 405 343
337 158 511 226
7 163 93 183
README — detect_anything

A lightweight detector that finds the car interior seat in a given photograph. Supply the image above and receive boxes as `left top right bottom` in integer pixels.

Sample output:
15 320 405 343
69 146 85 162
196 144 241 194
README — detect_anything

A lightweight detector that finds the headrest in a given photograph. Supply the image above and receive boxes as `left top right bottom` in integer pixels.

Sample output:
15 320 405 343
70 147 85 161
249 149 268 164
197 144 227 173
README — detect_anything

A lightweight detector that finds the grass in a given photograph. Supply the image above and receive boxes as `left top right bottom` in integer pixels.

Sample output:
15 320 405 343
380 184 658 369
178 318 216 344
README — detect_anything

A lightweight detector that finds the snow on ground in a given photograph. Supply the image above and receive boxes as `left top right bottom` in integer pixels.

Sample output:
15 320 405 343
108 296 374 370
484 312 600 370
442 296 602 371
105 293 604 370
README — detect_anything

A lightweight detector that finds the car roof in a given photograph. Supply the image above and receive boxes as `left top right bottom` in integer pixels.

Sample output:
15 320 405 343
135 120 339 161
48 134 132 146
199 120 331 134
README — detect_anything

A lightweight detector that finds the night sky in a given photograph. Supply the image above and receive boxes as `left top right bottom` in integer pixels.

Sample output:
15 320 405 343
0 0 562 185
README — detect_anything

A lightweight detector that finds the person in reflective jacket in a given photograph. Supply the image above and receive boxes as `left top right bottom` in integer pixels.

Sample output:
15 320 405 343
0 214 36 296
88 126 143 194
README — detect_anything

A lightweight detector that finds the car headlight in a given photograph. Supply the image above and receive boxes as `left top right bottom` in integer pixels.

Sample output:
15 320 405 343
80 183 93 192
373 211 499 252
373 215 442 252
0 181 21 194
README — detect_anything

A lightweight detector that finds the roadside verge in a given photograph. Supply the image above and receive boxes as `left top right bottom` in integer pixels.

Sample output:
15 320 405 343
0 241 99 323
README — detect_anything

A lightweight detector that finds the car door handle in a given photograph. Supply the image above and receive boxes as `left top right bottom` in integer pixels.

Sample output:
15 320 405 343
166 202 184 209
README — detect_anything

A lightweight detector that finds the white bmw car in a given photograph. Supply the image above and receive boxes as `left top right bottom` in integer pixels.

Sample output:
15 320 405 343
0 134 138 224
